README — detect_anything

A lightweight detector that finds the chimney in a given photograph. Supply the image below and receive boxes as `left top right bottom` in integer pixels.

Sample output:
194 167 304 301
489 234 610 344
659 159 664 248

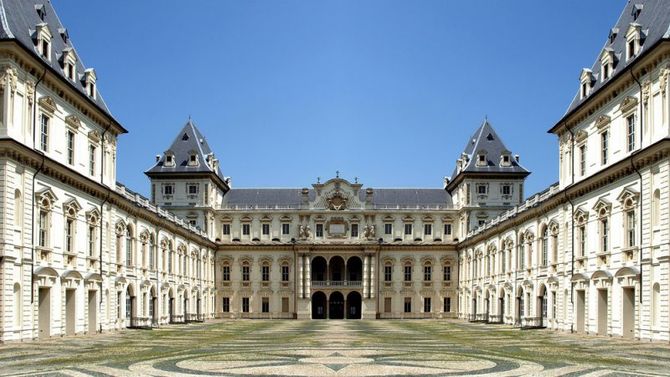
515 154 520 162
365 188 374 204
155 155 160 162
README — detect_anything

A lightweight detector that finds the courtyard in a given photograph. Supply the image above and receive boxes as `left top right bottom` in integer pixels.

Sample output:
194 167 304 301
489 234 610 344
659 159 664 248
0 320 668 376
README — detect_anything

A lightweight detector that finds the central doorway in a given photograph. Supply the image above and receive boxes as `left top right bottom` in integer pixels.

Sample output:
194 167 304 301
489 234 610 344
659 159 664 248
329 291 344 319
312 291 327 319
346 291 361 319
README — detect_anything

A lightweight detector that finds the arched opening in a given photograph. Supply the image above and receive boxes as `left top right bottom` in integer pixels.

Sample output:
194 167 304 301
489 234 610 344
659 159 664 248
14 189 22 228
516 287 524 323
537 284 547 327
498 288 505 323
311 256 327 282
150 286 158 326
125 284 135 328
346 291 362 319
329 256 345 282
329 291 344 319
311 291 327 319
652 189 661 228
652 283 660 327
184 291 190 322
168 287 175 323
13 283 21 329
346 256 363 282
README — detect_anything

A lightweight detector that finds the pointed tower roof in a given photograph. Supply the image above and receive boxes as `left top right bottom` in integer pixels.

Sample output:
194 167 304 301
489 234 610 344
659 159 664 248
445 120 529 193
145 120 230 192
0 0 124 132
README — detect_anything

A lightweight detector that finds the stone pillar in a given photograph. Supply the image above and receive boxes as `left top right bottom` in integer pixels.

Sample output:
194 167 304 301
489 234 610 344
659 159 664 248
297 255 304 299
370 254 376 299
363 255 369 299
304 255 311 297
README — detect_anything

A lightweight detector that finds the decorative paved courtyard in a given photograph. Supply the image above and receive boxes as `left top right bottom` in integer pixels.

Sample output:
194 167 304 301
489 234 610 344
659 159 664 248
1 320 669 376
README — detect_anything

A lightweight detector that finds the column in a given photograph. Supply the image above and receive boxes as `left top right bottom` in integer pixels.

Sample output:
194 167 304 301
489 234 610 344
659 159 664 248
370 254 376 299
297 255 304 299
304 255 311 296
363 254 369 299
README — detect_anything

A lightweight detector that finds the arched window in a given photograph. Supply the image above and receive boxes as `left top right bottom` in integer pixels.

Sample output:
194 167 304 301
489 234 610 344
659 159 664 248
423 261 432 281
242 261 251 281
403 261 413 281
541 227 548 267
652 283 661 327
125 225 133 267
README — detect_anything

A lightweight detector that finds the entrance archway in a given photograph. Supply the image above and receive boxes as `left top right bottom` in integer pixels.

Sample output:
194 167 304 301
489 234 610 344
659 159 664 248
346 291 362 319
126 284 135 328
312 257 327 282
329 291 344 319
312 291 327 319
538 284 547 327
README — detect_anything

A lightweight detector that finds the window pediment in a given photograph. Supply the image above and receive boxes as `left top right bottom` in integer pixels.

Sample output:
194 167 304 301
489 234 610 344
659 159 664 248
595 114 611 129
63 198 81 218
619 96 638 113
86 208 100 224
574 207 589 223
592 198 612 217
36 187 57 210
65 115 81 130
617 187 640 209
574 130 588 143
38 96 57 114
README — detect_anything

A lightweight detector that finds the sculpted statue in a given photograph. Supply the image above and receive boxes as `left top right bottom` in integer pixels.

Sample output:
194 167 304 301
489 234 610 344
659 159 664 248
299 225 306 239
363 224 376 239
305 225 312 238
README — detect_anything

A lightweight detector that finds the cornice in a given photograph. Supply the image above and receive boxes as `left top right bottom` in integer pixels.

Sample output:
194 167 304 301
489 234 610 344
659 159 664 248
0 139 214 248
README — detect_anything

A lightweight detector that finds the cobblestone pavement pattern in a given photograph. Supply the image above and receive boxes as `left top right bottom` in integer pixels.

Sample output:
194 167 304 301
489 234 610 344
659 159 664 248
1 320 668 376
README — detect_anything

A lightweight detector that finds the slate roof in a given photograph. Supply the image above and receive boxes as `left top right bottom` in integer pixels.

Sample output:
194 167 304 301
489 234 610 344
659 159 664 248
557 0 670 128
145 120 229 190
223 188 451 209
448 120 529 187
0 0 118 124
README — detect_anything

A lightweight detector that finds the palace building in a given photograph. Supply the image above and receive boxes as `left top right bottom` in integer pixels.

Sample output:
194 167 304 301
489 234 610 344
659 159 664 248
1 0 670 343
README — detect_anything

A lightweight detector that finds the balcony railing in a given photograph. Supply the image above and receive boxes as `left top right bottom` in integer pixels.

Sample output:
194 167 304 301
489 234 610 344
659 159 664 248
311 280 362 288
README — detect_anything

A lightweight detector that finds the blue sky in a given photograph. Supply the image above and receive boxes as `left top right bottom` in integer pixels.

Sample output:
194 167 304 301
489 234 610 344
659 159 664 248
55 0 626 197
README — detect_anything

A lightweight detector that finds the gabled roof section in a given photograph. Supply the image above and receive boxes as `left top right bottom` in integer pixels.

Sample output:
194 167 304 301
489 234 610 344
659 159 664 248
145 119 230 192
446 120 529 193
554 0 670 132
0 0 118 124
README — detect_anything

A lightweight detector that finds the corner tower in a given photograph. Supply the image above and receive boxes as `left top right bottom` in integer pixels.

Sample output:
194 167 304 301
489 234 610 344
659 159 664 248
145 120 230 238
445 120 529 238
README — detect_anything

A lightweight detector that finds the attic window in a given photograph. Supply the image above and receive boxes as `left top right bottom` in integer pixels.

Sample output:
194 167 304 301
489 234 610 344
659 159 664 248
626 24 642 61
631 4 643 21
58 28 69 44
500 154 511 167
188 153 199 166
608 28 618 44
579 69 593 100
486 133 494 141
476 153 487 167
182 133 189 141
35 24 51 61
83 69 97 99
35 4 46 21
165 154 175 167
62 49 76 81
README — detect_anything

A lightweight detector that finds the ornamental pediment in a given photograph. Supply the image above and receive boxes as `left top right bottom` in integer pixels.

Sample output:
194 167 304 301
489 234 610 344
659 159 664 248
310 176 364 210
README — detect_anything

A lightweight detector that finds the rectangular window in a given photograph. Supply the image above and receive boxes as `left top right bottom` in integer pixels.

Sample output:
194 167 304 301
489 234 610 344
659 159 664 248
242 265 250 281
626 210 636 247
222 224 230 235
187 184 199 195
261 297 269 313
384 223 392 235
282 223 290 235
262 265 270 281
424 224 432 236
502 184 512 195
242 224 250 235
601 131 608 165
384 297 392 313
66 130 75 165
262 223 270 235
423 265 432 281
282 297 289 313
351 223 358 237
281 265 289 281
65 218 74 253
89 144 96 176
443 266 451 281
126 236 133 267
444 297 451 312
242 297 250 313
40 114 49 151
627 114 636 152
404 297 411 313
404 265 412 281
578 225 586 257
579 145 586 176
477 184 487 195
601 218 609 252
222 297 230 312
222 266 230 281
384 265 392 282
404 223 412 235
88 225 95 256
316 224 323 238
40 39 49 59
38 210 48 247
423 297 431 313
163 184 174 196
444 223 452 236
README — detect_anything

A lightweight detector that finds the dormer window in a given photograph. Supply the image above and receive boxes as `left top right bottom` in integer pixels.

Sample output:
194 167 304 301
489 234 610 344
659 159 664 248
600 48 615 82
608 28 618 44
631 3 643 21
83 68 96 99
500 153 512 167
62 48 76 81
626 23 643 61
58 28 69 44
35 23 51 61
579 69 594 100
188 152 199 167
35 4 46 21
164 153 175 167
475 152 487 167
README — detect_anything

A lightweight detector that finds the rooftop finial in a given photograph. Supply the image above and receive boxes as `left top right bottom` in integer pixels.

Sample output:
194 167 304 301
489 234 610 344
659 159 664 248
336 170 340 178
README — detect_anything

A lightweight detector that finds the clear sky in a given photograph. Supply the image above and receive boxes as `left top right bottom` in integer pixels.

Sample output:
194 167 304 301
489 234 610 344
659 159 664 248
54 0 627 197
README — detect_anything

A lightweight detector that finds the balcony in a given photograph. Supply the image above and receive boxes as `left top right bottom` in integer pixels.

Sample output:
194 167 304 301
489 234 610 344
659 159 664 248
311 280 362 288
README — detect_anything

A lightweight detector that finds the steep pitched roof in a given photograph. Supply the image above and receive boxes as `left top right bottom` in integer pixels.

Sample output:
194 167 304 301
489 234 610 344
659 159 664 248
145 120 230 191
0 0 119 125
555 0 670 130
447 120 529 192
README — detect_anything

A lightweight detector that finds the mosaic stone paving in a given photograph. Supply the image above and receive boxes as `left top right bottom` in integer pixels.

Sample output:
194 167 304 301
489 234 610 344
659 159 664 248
1 320 669 376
